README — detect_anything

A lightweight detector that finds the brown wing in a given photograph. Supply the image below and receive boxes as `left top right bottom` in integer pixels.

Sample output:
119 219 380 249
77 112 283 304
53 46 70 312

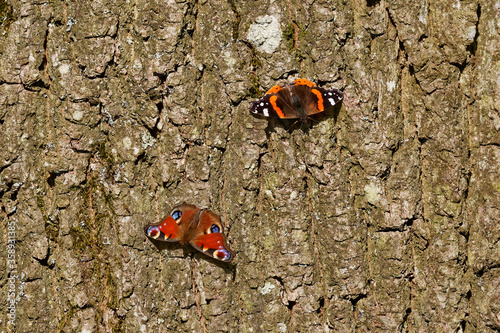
291 82 344 117
310 86 343 111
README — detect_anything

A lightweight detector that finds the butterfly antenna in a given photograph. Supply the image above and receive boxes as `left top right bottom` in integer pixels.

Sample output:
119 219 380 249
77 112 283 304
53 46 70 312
309 116 320 123
287 119 300 131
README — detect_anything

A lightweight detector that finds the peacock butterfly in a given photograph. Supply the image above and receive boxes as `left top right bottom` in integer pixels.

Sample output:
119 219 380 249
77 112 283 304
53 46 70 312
144 203 234 262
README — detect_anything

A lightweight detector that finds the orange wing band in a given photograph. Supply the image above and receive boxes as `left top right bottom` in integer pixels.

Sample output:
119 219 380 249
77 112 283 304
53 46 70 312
294 79 315 87
269 95 285 118
311 89 324 111
266 85 284 94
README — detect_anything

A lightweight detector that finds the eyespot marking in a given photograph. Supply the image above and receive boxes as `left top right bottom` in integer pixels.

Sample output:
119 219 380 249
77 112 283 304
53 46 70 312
171 210 182 223
146 226 161 239
213 249 231 261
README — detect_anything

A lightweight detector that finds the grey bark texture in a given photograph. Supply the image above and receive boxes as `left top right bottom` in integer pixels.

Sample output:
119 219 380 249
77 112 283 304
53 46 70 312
0 0 499 332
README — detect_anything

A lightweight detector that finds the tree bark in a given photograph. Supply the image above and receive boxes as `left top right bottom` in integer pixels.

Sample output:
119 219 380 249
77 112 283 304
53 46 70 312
0 0 499 332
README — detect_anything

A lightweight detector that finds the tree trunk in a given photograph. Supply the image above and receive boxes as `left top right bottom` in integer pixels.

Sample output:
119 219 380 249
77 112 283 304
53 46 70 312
1 0 498 332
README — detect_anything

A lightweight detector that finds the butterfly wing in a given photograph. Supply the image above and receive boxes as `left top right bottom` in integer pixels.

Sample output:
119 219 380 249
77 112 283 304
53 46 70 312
249 84 299 119
189 209 234 262
309 86 343 111
290 80 343 117
144 203 200 243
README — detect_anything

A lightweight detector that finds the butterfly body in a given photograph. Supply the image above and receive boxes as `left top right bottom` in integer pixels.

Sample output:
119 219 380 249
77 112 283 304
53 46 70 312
249 78 343 122
144 203 234 262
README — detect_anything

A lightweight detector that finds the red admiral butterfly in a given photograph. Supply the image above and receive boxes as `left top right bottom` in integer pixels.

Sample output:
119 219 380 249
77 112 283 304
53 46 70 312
144 203 234 262
249 79 343 122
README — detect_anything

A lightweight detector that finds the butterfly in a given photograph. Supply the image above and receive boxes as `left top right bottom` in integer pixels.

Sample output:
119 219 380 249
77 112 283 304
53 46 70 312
144 203 234 262
249 78 343 122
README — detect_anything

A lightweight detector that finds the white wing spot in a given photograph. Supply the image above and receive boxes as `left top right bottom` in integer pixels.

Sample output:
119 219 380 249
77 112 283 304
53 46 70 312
260 102 264 106
263 108 269 117
328 98 335 105
328 92 332 95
